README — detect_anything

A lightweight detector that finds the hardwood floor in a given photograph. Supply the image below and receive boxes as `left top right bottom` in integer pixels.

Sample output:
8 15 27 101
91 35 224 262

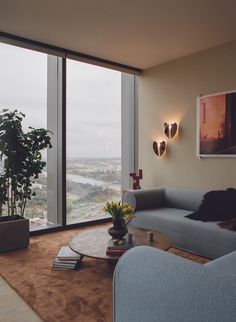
168 247 210 264
0 277 42 322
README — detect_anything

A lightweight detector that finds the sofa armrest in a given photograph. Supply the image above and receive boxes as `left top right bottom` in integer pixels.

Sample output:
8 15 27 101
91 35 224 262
122 188 165 211
113 246 236 322
205 251 236 276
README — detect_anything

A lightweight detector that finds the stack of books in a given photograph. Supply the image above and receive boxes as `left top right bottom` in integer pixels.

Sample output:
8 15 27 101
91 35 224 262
52 246 83 271
106 239 136 256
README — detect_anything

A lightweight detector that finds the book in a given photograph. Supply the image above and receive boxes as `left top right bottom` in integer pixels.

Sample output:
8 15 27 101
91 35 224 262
107 239 136 250
53 265 77 269
53 261 77 266
53 260 78 267
106 248 128 256
52 260 81 270
52 266 78 271
52 264 78 270
52 246 83 271
57 246 82 261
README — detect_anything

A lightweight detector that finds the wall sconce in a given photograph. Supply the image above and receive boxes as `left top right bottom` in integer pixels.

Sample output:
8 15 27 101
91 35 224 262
164 122 178 139
153 140 166 157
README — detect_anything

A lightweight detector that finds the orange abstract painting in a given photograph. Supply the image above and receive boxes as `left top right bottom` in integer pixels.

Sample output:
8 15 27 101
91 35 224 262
199 91 236 155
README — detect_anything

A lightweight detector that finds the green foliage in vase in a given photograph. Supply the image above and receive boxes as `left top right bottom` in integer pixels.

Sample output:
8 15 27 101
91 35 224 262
0 109 52 218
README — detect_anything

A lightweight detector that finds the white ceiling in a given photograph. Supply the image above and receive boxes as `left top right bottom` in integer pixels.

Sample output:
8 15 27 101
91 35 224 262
1 0 236 70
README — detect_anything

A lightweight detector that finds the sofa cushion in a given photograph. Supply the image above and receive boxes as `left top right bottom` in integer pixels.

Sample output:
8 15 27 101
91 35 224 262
129 207 236 258
129 207 192 230
165 187 204 211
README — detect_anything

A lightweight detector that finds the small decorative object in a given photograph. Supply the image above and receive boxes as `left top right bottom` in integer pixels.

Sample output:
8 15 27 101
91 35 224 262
103 201 134 240
153 140 166 157
0 109 52 252
129 169 143 189
164 122 178 139
147 231 154 242
127 233 133 243
197 90 236 157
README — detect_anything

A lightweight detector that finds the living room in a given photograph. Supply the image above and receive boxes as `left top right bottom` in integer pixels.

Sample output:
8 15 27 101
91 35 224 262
0 1 236 322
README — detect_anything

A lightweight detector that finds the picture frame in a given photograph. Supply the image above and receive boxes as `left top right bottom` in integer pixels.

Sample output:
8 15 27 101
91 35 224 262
196 89 236 158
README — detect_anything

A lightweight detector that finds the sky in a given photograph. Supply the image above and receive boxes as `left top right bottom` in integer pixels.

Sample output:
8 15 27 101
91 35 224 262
0 43 121 158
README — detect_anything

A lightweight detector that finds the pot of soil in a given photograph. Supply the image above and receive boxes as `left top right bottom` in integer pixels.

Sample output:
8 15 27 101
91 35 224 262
0 215 29 252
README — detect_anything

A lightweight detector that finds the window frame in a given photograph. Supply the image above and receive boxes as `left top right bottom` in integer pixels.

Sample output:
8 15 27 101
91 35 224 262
0 34 139 235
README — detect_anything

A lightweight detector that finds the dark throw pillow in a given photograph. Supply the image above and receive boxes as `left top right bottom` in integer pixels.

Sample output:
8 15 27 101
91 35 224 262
185 188 236 222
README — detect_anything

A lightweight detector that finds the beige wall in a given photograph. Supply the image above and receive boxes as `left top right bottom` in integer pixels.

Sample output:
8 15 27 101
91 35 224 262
139 40 236 191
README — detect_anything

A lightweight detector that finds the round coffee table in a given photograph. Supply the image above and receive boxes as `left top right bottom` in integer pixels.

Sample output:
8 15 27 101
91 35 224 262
69 226 172 261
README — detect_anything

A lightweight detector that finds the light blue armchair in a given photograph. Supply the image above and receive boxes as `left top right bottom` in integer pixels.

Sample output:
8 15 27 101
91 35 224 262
113 247 236 322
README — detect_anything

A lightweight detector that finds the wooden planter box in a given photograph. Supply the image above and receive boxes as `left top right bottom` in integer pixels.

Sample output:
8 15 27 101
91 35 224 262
0 215 29 252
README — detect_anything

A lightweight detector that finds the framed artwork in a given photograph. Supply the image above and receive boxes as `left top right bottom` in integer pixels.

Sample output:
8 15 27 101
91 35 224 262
197 90 236 157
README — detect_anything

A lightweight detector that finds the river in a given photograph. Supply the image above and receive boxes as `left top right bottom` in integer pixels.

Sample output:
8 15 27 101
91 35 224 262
43 171 121 191
66 174 121 191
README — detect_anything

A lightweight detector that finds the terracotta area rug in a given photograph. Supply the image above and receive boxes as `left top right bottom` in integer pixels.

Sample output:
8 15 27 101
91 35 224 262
0 224 209 322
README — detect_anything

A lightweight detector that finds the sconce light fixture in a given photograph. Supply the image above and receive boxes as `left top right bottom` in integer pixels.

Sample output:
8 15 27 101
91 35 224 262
153 140 166 157
164 122 178 139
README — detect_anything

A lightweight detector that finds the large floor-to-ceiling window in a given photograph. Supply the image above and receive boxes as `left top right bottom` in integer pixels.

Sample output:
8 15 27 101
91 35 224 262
0 37 138 231
66 60 121 223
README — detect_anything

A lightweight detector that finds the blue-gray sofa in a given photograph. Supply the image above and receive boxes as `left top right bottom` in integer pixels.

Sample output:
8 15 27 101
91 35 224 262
113 247 236 322
123 187 236 259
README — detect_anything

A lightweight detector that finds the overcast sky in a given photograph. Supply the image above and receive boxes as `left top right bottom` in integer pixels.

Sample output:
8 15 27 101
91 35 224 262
0 43 121 158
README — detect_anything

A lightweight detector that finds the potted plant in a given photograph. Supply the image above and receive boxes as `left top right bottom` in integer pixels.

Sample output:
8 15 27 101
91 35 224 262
0 109 52 252
103 201 134 241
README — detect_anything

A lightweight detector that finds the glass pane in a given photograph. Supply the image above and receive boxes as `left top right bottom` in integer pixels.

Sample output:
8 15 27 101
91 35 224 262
0 43 57 230
67 60 121 224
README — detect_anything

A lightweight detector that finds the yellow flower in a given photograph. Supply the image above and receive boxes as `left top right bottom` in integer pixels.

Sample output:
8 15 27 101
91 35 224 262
102 201 134 222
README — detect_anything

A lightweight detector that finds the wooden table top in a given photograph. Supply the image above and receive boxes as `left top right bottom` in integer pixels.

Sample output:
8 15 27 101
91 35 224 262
69 226 172 261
